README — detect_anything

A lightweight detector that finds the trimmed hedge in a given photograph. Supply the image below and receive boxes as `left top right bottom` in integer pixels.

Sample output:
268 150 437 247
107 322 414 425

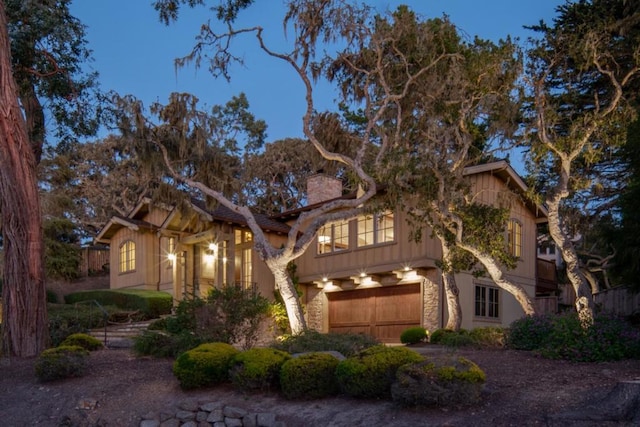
65 289 173 318
173 342 239 389
400 327 428 345
35 345 89 382
280 353 340 399
60 333 104 351
229 348 291 392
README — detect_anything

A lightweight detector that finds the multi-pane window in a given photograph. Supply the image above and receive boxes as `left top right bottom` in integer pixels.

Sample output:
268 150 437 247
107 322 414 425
317 220 349 254
475 285 499 318
357 211 395 247
235 230 253 290
119 240 136 273
507 219 522 258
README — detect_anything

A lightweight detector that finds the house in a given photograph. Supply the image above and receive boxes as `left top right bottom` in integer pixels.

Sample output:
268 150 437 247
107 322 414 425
95 160 550 342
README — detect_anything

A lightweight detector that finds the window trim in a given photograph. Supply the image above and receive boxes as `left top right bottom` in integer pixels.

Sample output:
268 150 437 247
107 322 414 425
317 219 350 255
474 284 500 320
119 239 136 274
507 219 523 258
356 210 395 248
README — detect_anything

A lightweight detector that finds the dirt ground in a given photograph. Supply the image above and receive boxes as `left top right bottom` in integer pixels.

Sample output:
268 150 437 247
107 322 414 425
1 345 640 427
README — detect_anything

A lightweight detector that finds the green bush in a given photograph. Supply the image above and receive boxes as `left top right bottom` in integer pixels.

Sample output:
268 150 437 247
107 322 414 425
335 345 424 398
469 327 506 348
391 356 486 407
430 329 474 348
280 353 340 400
65 289 173 319
507 315 554 350
133 330 203 358
35 345 89 382
172 342 239 389
48 303 122 347
229 348 291 392
400 327 428 345
507 312 640 362
271 330 379 358
60 333 103 351
46 289 58 304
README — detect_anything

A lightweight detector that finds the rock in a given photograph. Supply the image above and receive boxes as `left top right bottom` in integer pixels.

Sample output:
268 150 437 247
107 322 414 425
76 398 98 410
257 412 277 427
207 409 224 423
181 421 197 427
179 401 200 411
243 413 257 427
224 406 248 418
200 402 220 412
159 419 180 427
175 410 196 421
139 420 160 427
224 417 243 427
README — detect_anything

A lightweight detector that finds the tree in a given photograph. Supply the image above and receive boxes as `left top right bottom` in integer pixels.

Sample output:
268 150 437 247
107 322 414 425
0 0 48 357
523 0 640 323
1 0 105 356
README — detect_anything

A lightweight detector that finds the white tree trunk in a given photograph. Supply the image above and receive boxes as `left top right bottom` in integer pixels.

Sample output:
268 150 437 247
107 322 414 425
458 243 536 316
440 241 462 330
267 259 307 335
546 197 595 325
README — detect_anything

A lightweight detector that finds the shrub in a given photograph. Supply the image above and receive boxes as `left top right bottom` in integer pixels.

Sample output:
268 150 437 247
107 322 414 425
335 345 424 398
280 353 340 399
35 345 89 382
430 329 473 348
133 330 202 358
469 327 506 348
229 348 291 392
172 342 239 389
271 330 378 358
400 327 428 345
48 303 122 347
46 289 58 304
507 314 554 350
65 289 173 319
391 356 486 407
60 333 103 351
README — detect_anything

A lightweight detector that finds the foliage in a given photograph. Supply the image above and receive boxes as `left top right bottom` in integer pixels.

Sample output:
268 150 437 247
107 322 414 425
468 327 506 348
60 333 103 351
335 345 424 399
271 330 379 358
133 330 202 359
46 289 58 303
172 342 239 389
391 356 485 407
507 312 640 362
229 348 291 392
48 303 121 347
430 329 476 348
400 327 428 345
43 217 81 281
507 314 555 351
64 289 173 319
34 345 89 382
279 352 340 400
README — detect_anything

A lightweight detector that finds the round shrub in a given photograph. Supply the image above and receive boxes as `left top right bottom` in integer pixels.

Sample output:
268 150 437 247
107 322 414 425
400 327 428 345
507 314 553 350
60 333 104 351
172 342 239 389
391 356 486 407
271 330 379 357
429 329 458 344
335 345 424 398
35 345 89 382
280 352 340 399
469 327 506 348
229 348 291 392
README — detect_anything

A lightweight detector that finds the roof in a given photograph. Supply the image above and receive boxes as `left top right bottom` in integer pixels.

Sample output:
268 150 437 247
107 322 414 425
94 216 159 244
190 199 291 234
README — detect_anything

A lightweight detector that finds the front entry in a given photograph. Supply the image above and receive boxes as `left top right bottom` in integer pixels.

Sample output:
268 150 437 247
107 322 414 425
327 283 421 343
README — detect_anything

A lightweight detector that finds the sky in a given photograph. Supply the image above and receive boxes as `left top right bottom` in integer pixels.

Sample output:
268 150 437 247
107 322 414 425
69 0 565 148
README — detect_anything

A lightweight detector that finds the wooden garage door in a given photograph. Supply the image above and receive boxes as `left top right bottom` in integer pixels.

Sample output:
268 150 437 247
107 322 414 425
327 284 421 343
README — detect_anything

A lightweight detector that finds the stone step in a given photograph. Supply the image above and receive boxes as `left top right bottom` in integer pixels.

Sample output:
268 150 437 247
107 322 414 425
89 320 157 348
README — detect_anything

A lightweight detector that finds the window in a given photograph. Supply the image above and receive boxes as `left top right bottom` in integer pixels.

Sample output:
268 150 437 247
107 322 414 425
475 285 499 318
201 243 217 279
119 240 135 273
357 211 395 247
507 219 522 257
317 220 349 254
235 230 253 290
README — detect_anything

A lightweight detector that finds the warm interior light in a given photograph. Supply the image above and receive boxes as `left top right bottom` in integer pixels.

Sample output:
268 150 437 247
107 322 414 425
167 253 176 262
318 235 331 244
208 242 218 251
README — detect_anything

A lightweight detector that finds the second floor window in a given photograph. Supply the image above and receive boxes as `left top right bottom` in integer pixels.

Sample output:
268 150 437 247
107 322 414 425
119 240 136 273
357 211 395 247
475 285 499 318
507 219 522 258
317 220 349 254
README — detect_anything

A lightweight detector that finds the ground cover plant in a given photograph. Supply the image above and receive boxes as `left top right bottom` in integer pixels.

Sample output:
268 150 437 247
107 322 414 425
270 330 379 357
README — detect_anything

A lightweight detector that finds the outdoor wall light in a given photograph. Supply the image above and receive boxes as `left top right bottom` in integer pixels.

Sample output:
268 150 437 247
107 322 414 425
167 253 177 262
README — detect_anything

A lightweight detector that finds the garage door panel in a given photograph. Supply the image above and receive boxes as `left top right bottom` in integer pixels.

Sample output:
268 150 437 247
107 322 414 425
328 284 421 343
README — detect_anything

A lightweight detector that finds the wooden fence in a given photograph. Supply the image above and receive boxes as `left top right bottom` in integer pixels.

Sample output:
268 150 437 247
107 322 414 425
593 287 640 317
79 246 110 277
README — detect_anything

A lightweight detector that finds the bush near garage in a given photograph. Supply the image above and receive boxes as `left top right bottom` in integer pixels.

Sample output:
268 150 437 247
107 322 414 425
400 326 429 345
271 330 379 357
279 352 340 399
335 345 424 398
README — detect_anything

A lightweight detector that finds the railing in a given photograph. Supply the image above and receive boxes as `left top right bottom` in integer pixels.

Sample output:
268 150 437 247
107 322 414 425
74 300 110 346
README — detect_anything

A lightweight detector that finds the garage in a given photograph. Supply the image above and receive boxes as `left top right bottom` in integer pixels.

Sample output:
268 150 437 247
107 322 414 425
327 283 421 343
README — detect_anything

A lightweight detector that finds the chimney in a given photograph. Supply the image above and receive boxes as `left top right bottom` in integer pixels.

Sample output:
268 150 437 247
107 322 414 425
307 174 343 205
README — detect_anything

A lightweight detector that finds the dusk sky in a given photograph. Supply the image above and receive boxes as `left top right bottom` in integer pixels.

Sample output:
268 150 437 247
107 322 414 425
70 0 565 150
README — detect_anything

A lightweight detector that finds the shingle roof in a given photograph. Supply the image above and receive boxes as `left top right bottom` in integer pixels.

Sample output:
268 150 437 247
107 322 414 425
190 199 291 234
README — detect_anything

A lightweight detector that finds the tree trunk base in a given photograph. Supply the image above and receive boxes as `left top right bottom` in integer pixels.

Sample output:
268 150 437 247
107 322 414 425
548 381 640 426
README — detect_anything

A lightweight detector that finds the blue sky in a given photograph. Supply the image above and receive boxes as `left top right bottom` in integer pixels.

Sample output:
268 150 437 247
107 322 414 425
70 0 564 145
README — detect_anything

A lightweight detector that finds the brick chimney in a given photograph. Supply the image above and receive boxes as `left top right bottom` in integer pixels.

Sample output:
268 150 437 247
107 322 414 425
307 174 343 205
